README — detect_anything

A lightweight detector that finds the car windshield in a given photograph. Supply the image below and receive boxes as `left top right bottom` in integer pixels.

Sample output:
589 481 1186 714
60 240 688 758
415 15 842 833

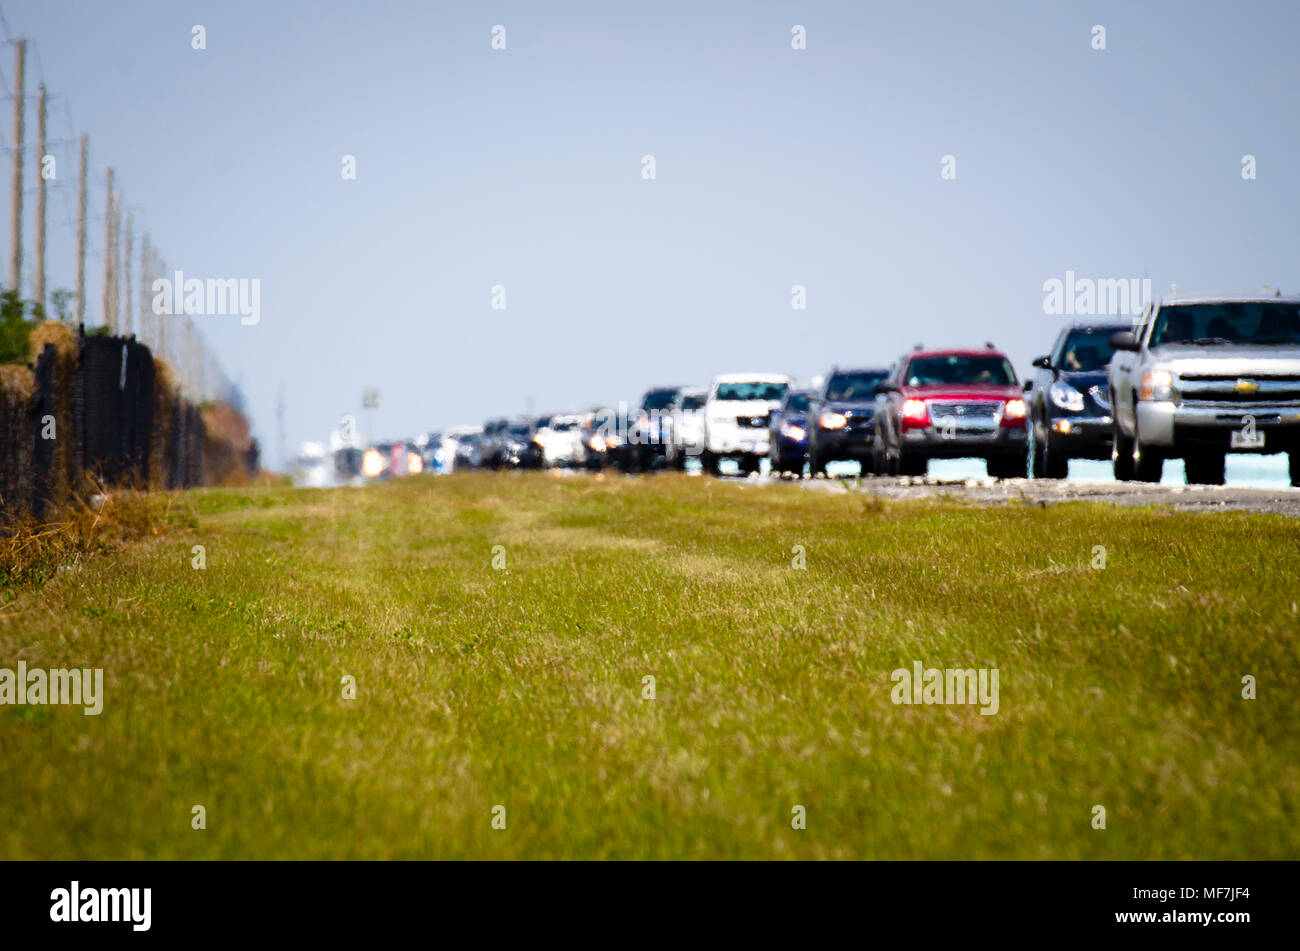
1060 329 1123 371
825 372 886 401
550 419 578 431
785 393 811 412
715 381 789 401
641 390 678 410
681 394 706 410
905 355 1016 386
1150 302 1300 346
507 424 530 436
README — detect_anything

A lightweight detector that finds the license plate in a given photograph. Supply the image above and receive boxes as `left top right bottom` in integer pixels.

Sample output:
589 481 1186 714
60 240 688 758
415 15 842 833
1230 430 1264 449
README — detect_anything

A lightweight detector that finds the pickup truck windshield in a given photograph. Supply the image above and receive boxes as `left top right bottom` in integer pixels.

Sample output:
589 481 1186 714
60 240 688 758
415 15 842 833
715 382 789 401
785 393 811 411
905 356 1016 386
1151 302 1300 346
825 372 886 401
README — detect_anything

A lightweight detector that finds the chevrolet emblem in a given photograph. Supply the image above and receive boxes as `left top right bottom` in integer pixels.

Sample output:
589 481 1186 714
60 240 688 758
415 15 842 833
1234 379 1259 393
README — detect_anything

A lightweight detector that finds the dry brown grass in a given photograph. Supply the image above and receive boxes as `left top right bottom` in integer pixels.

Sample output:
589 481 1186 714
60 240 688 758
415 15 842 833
28 320 77 361
0 482 171 594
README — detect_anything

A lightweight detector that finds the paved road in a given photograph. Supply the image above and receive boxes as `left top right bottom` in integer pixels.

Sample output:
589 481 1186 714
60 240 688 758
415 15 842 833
790 472 1300 517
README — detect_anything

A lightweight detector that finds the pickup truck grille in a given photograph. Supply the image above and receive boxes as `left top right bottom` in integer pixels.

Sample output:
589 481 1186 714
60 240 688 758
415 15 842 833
736 414 769 428
1179 375 1300 404
927 401 1000 432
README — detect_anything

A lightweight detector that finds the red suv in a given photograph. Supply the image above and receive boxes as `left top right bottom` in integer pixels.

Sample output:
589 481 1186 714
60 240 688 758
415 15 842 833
872 345 1029 478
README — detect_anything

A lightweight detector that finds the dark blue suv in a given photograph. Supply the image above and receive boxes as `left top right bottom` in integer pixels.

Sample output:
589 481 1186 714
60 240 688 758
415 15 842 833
768 389 814 474
1027 321 1128 478
807 367 890 475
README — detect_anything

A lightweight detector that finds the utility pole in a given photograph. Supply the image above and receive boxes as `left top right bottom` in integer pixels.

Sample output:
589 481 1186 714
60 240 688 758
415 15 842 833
102 168 114 330
75 135 87 325
124 212 133 336
139 231 151 349
32 84 46 310
155 254 166 360
111 189 121 329
8 38 25 292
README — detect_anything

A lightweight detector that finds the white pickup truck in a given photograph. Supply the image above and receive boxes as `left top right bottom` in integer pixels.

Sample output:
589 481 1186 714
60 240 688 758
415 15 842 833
701 373 793 476
1108 293 1300 486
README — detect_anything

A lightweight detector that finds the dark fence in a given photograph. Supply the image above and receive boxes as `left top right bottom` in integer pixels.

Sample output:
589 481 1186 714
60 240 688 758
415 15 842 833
1 326 249 523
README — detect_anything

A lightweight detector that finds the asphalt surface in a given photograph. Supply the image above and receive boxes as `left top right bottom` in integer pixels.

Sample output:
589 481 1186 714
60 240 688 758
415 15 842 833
785 472 1300 518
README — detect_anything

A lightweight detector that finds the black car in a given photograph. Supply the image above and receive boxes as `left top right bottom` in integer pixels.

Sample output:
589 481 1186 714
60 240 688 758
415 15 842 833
807 367 890 475
480 418 510 469
1027 321 1128 479
768 389 814 474
499 418 544 469
626 386 682 471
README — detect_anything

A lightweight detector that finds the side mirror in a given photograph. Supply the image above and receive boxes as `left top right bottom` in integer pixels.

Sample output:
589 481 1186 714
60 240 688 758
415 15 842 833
1031 355 1052 370
1022 380 1033 392
874 382 897 395
1110 331 1139 352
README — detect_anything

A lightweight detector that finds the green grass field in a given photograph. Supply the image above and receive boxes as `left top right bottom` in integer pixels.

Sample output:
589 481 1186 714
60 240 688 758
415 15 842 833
2 473 1297 859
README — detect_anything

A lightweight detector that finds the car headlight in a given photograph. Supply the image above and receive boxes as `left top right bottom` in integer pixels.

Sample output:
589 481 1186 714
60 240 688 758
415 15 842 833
361 449 385 478
588 435 605 451
781 423 807 440
901 399 929 425
818 411 847 429
1003 398 1027 419
1048 381 1085 412
1140 369 1174 401
1088 384 1110 410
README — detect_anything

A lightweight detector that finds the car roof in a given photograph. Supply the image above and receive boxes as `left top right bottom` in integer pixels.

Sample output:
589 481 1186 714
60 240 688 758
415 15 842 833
1062 319 1131 331
827 366 890 375
907 347 1009 359
1157 292 1300 306
713 372 793 384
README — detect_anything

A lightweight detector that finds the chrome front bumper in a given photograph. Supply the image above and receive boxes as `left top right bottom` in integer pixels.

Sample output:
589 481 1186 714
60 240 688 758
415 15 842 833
1137 400 1300 446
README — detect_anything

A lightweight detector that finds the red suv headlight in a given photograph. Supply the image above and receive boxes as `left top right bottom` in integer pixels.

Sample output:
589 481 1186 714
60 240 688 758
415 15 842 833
1002 398 1027 426
901 398 930 429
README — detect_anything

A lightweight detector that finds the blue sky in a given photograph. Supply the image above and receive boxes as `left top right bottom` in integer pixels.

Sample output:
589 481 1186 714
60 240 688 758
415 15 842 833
3 0 1297 466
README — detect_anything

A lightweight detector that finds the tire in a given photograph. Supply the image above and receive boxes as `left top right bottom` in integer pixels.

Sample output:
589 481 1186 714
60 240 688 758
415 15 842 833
1042 439 1067 480
1185 451 1226 486
809 449 827 476
899 451 927 477
1133 422 1164 483
1112 420 1136 482
702 450 720 476
1031 424 1047 479
740 455 760 476
1291 451 1300 488
872 438 888 476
